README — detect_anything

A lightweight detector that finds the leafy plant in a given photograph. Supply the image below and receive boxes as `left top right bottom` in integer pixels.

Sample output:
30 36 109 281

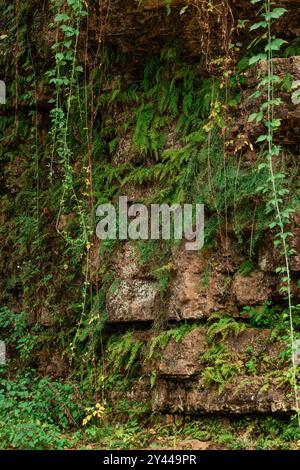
241 302 281 327
148 323 199 360
202 343 242 393
0 307 37 360
203 361 242 393
0 370 84 449
105 332 143 377
283 37 300 57
206 313 245 342
248 0 299 425
238 260 255 277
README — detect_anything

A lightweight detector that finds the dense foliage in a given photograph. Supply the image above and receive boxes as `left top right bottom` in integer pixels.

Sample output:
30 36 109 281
1 0 300 449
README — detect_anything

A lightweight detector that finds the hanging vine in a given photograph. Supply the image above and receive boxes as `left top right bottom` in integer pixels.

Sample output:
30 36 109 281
248 0 300 425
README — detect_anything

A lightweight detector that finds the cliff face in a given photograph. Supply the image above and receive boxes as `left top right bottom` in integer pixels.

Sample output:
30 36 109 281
1 0 300 424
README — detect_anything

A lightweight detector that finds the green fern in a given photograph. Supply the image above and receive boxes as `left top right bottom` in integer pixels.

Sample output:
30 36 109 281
148 323 199 359
202 343 242 393
133 104 155 152
206 314 246 342
106 332 143 376
203 361 242 393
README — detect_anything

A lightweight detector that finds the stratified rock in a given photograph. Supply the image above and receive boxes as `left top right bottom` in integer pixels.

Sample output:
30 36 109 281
168 247 237 320
237 56 300 148
106 279 159 322
158 328 207 378
259 228 300 273
232 272 273 305
153 376 293 414
108 326 292 414
156 327 284 378
39 307 52 326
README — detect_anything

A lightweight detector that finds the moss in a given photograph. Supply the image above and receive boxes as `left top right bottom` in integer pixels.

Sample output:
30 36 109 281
238 260 255 277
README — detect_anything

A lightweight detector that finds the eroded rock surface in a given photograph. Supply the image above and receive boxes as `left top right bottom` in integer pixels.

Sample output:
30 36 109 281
105 238 294 323
106 279 159 322
109 327 292 414
153 376 292 414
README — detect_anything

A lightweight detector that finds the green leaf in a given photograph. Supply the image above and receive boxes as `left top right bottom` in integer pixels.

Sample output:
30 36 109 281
248 111 263 123
265 118 281 129
248 113 258 123
250 21 268 31
261 98 282 109
249 53 267 65
264 8 288 21
256 134 268 143
258 75 280 87
258 163 268 171
63 40 72 48
60 25 79 37
55 52 65 62
278 189 289 196
265 38 287 52
270 145 281 156
249 90 262 99
54 13 70 22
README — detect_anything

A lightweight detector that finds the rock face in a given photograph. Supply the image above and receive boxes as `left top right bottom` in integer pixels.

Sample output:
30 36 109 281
167 249 236 320
93 1 300 70
259 224 300 274
157 327 283 378
231 272 273 306
109 327 293 414
152 376 292 414
104 236 298 323
2 0 300 420
106 279 159 323
111 376 292 414
102 52 300 326
158 328 208 378
236 56 300 149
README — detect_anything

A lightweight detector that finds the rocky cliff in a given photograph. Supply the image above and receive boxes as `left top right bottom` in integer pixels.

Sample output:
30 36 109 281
1 0 300 429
